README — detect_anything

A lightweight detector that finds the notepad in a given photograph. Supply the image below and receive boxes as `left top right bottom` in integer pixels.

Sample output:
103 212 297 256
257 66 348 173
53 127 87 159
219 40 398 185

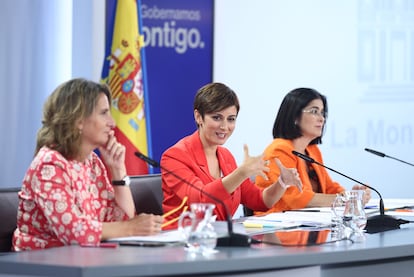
242 219 299 229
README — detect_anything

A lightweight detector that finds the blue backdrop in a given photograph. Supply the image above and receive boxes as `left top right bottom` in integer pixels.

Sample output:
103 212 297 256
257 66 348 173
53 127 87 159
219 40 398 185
142 0 213 171
106 0 214 172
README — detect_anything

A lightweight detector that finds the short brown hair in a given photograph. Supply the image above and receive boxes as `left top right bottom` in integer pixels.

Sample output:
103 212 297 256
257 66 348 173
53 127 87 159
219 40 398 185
193 83 240 127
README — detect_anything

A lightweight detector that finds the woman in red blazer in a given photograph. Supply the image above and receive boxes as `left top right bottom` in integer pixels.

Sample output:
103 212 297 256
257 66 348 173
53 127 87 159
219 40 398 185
160 83 302 229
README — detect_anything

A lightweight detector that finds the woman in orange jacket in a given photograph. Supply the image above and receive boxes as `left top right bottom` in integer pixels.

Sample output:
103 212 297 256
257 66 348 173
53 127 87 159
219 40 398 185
255 88 371 214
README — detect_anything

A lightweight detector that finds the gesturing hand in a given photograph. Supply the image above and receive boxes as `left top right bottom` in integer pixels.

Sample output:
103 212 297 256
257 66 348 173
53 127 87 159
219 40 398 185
275 158 303 192
241 144 270 180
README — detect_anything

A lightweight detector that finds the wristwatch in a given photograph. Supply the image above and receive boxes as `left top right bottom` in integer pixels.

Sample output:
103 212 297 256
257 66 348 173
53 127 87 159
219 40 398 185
112 176 131 186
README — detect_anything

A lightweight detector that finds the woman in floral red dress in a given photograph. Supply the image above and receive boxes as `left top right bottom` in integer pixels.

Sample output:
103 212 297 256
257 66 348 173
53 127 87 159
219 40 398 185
12 78 163 251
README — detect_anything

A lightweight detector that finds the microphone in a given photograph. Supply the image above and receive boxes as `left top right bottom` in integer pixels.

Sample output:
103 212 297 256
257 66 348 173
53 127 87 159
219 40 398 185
134 151 252 247
365 148 414 167
292 150 409 233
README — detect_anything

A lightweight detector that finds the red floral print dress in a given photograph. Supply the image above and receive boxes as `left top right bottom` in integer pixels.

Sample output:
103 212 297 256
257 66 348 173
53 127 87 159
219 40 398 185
12 146 128 251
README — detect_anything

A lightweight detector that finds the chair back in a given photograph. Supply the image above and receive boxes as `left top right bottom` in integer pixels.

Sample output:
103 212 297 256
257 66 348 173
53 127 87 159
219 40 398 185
129 174 163 215
0 188 20 252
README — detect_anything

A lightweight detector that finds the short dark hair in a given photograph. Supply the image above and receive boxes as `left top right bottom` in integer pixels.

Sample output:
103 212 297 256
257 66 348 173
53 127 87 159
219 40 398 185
193 82 240 127
272 87 327 145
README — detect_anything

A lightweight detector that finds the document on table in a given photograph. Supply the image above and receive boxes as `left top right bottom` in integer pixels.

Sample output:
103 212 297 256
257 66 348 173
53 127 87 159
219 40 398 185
106 229 185 245
270 210 332 227
242 219 299 229
365 198 414 216
241 209 332 235
105 221 237 245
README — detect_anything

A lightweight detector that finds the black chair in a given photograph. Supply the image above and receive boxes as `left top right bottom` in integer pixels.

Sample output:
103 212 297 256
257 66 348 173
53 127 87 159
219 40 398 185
243 205 254 217
0 187 20 252
129 174 163 215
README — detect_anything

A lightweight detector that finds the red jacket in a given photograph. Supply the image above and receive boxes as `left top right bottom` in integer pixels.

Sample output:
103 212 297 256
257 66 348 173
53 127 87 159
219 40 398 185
255 139 344 214
161 131 268 229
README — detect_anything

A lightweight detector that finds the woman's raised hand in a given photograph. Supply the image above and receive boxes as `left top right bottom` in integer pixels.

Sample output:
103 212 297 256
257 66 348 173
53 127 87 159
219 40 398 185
275 158 303 192
99 130 127 180
240 144 270 180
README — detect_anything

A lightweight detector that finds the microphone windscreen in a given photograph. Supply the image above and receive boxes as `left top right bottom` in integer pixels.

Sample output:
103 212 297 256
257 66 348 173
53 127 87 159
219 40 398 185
364 148 386 158
292 151 315 163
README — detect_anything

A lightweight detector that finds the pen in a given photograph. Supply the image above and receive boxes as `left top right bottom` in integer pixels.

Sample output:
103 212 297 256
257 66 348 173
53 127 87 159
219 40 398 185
394 209 413 213
119 241 167 247
385 206 414 212
80 242 119 248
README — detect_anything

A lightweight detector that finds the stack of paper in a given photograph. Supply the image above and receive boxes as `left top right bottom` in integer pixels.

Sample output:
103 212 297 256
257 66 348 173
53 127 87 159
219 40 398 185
240 210 332 235
106 229 186 246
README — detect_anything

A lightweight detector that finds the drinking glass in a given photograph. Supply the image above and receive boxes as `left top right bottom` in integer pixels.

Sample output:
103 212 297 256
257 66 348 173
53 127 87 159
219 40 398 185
332 190 367 242
178 203 217 254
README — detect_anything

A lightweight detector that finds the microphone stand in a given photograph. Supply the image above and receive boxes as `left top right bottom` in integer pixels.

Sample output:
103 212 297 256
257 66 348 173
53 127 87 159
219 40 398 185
292 151 409 233
134 152 252 247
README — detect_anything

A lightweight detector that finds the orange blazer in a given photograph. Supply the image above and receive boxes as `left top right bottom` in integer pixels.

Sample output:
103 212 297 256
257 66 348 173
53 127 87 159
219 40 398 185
255 138 344 214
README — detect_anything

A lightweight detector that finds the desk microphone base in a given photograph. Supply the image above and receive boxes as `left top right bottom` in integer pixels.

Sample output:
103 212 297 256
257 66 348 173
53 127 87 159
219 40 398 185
217 232 252 247
365 214 409 234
